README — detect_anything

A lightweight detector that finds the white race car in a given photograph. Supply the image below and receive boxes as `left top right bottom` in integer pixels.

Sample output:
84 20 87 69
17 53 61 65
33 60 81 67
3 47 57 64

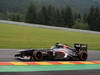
15 43 88 61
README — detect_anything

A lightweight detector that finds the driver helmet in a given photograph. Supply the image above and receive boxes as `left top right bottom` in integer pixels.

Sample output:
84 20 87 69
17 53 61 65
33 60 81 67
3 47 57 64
55 43 64 48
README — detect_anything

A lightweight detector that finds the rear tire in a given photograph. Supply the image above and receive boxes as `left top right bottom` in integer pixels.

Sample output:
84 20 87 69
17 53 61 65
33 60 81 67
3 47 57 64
78 51 88 61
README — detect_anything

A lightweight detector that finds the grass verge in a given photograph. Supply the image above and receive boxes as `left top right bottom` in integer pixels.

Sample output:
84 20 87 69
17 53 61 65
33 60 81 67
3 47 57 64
0 23 100 50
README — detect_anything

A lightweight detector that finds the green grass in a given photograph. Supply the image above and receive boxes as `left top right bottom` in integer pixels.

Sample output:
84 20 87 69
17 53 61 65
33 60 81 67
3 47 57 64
0 23 100 50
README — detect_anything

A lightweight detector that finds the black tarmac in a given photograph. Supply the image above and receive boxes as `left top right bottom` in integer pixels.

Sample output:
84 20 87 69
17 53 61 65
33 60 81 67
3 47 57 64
0 49 100 61
0 70 100 75
0 49 100 75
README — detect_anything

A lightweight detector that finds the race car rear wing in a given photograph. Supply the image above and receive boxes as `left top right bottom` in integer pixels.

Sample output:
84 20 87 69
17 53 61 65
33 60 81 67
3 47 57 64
74 43 88 52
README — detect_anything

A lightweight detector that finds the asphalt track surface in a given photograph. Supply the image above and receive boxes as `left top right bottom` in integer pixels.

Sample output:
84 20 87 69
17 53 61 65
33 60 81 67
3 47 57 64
0 50 99 75
0 49 100 74
0 49 100 61
0 49 100 75
0 70 100 75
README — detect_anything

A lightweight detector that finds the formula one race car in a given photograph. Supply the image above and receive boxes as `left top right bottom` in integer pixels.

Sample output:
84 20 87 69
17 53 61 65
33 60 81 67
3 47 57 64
15 43 88 61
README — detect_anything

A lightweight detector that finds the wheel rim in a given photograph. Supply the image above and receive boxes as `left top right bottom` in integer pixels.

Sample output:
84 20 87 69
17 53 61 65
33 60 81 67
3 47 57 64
35 52 43 60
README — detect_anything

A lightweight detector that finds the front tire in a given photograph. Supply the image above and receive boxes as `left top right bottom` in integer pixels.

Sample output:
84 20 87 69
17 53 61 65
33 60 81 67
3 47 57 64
31 51 44 61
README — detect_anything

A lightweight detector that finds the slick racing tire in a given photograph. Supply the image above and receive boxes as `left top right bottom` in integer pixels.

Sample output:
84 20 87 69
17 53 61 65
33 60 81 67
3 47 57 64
31 51 43 61
78 51 88 61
